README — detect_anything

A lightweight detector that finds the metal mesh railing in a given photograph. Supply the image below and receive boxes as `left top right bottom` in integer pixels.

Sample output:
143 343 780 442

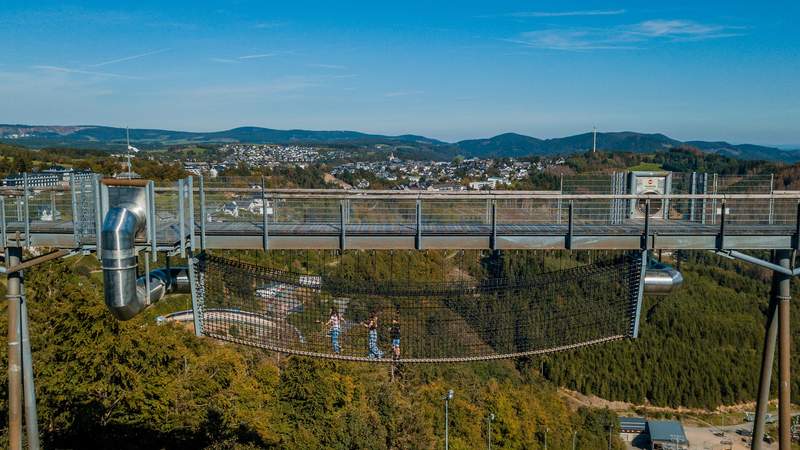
195 251 642 362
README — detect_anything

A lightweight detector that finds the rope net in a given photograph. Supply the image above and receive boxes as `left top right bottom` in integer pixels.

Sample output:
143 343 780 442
194 251 643 363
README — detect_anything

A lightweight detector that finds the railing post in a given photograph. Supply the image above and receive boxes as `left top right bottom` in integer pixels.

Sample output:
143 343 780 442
187 250 203 337
566 200 574 250
199 174 207 251
23 173 30 248
689 172 696 222
557 174 564 224
261 176 269 251
701 173 708 224
642 199 651 250
147 181 157 262
187 176 195 250
178 178 186 258
93 175 103 260
490 199 497 250
339 199 346 251
0 196 6 252
768 174 775 225
415 199 422 250
717 199 726 250
70 177 79 246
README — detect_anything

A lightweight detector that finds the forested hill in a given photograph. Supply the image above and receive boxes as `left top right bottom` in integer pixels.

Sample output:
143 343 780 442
3 123 798 162
539 251 800 409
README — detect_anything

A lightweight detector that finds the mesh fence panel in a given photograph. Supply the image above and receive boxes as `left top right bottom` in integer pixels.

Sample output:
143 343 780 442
195 251 642 363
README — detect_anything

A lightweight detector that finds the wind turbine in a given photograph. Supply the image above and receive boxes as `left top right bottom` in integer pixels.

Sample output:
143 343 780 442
125 127 140 176
592 126 597 153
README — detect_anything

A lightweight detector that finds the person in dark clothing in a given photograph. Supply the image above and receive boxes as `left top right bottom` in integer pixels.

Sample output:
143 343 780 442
390 317 400 359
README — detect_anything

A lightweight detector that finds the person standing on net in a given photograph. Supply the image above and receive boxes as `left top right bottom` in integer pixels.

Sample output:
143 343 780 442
324 309 343 354
363 312 383 359
390 317 401 360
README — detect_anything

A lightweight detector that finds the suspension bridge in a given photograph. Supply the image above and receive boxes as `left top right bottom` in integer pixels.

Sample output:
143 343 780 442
1 170 798 449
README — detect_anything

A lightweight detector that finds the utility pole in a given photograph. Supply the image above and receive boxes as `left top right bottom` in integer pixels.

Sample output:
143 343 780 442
572 431 577 450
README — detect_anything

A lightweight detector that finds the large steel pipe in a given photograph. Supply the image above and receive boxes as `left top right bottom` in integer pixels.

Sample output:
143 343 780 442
102 205 146 320
643 267 684 294
136 268 191 306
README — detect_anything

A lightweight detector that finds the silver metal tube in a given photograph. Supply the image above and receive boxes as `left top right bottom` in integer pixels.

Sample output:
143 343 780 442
20 297 40 450
643 268 684 294
7 245 23 450
101 206 145 320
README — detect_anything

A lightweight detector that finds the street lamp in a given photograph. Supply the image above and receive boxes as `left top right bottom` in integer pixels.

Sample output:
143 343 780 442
487 413 495 450
443 389 454 450
544 426 548 450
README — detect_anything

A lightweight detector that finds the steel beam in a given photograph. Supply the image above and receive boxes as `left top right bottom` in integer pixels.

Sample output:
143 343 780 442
752 268 779 450
6 244 23 450
776 250 791 450
20 296 39 450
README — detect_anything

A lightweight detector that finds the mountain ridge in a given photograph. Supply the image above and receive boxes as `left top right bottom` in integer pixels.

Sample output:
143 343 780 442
2 123 798 162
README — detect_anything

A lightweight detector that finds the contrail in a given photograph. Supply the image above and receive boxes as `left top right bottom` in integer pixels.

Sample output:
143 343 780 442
91 48 170 67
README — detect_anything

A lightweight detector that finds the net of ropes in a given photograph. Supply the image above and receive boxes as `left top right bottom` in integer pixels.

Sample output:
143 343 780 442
193 251 643 363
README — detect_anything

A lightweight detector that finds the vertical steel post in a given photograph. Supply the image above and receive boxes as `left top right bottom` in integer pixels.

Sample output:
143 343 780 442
200 175 208 251
187 176 195 250
632 249 648 338
93 175 103 260
776 249 791 450
702 173 708 224
769 174 775 225
557 174 564 224
261 176 268 251
20 295 40 450
566 201 574 250
490 199 497 250
49 190 56 221
70 178 79 246
148 181 156 262
187 250 203 337
690 172 696 222
0 196 6 251
339 200 346 251
178 179 186 258
6 244 23 450
752 267 779 450
23 173 30 248
415 199 422 250
199 174 206 251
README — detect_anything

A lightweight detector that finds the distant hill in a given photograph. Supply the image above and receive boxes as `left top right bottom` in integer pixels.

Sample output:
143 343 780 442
1 123 797 162
0 124 445 148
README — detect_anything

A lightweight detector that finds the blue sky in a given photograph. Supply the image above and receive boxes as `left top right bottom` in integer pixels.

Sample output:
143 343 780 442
1 1 798 145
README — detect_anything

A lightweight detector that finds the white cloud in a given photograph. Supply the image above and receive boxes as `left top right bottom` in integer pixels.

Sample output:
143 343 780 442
238 53 279 60
510 19 744 51
31 65 141 79
91 48 170 67
506 9 626 18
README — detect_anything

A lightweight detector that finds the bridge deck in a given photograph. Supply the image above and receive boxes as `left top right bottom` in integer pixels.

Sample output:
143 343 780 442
4 219 795 250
